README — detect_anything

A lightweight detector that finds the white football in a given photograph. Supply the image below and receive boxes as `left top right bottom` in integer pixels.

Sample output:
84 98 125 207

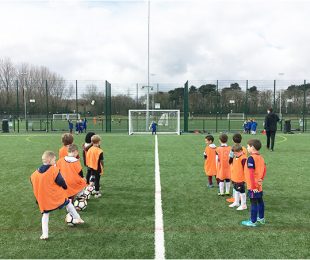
74 199 87 211
84 190 91 200
87 185 94 192
65 213 74 226
91 100 95 105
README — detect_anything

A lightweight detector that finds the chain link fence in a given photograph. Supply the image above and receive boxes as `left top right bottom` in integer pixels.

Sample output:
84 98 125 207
0 79 309 133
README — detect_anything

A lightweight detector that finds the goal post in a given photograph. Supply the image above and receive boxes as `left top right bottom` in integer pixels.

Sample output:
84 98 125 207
128 109 180 135
52 113 81 120
227 113 245 120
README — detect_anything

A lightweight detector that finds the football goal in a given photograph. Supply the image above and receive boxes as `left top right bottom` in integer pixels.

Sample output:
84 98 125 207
52 113 81 120
227 113 245 120
128 109 180 135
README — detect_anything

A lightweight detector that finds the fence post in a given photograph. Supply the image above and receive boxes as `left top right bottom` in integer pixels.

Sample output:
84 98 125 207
16 80 19 133
245 80 248 119
46 80 49 132
203 118 205 132
273 80 276 111
184 81 189 132
216 80 219 132
303 79 306 132
76 80 78 120
105 81 112 132
136 83 139 108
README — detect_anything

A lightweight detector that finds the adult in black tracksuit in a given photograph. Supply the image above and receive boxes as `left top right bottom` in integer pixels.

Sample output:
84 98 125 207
264 108 280 151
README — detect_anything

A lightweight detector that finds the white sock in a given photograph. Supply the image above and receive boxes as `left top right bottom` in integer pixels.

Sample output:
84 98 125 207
219 182 224 194
41 213 49 237
232 188 235 197
235 191 240 205
225 181 231 193
240 193 247 206
66 202 80 219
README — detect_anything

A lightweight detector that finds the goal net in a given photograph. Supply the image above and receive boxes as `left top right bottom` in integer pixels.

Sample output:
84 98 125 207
52 113 81 120
227 113 245 120
128 109 180 135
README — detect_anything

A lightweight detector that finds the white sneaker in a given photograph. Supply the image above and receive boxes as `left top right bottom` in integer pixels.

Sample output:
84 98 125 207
229 203 240 208
94 193 102 198
40 235 48 240
236 205 247 211
72 218 85 224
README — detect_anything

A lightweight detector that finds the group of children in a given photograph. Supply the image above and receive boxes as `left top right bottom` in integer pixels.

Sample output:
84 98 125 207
243 119 258 134
30 132 104 240
204 133 266 227
68 119 87 134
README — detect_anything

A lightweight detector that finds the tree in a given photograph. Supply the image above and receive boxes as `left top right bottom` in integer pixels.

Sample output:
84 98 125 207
198 84 216 97
189 85 197 94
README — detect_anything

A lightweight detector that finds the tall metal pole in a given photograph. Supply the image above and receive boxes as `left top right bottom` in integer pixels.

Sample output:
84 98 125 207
24 79 28 131
46 80 49 132
273 80 276 110
245 80 248 119
16 80 19 133
24 81 27 122
76 80 78 119
19 72 27 122
303 79 306 132
146 0 150 131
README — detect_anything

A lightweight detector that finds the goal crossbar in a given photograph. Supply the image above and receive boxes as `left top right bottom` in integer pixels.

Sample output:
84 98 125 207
128 109 180 135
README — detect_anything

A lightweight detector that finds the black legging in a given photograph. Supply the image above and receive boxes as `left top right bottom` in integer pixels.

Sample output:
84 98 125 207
266 130 276 150
91 169 101 192
85 167 92 184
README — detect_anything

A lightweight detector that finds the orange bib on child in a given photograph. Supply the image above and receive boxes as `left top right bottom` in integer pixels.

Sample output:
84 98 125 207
31 166 67 213
57 157 87 197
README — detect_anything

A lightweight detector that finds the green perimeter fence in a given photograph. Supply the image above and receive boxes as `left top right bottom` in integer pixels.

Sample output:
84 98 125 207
3 116 309 133
1 79 310 133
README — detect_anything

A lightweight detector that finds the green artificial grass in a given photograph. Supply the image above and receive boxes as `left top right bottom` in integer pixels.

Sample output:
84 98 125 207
158 133 310 259
0 134 154 258
0 132 309 258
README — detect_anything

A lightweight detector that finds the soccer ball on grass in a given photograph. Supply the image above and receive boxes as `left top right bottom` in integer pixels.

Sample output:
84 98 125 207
65 213 75 226
74 199 87 211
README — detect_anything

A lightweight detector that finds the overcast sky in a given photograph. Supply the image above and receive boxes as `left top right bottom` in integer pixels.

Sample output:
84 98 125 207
1 0 310 85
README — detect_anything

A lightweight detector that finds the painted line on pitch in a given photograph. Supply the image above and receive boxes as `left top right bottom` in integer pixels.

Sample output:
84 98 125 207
277 135 288 144
154 135 165 260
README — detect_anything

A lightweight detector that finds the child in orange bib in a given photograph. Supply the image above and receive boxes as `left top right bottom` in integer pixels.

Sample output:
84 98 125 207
86 135 104 198
30 151 84 240
216 134 231 196
241 139 267 227
204 135 217 188
59 133 74 159
227 133 248 203
57 144 87 200
228 144 247 210
82 132 96 184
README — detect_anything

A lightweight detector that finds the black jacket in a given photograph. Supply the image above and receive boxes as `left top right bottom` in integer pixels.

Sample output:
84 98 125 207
264 113 280 131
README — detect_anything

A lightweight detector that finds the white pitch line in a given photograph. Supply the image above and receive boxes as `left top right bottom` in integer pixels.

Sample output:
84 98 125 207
154 135 165 260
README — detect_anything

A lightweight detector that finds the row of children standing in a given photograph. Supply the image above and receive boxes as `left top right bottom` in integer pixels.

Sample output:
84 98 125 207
204 133 267 227
30 132 104 239
243 119 257 134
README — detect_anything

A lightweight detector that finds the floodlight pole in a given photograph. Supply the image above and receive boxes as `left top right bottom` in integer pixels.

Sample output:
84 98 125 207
20 72 27 122
24 80 27 122
142 85 153 130
278 73 284 120
145 0 151 131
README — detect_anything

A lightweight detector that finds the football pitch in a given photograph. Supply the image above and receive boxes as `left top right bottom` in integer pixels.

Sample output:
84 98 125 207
0 132 309 258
